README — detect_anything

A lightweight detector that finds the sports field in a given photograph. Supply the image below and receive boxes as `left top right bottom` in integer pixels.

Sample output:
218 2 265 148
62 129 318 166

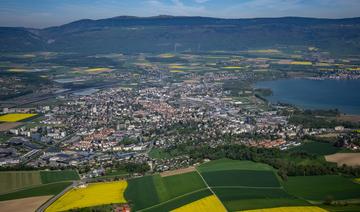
284 175 360 201
46 181 127 212
0 113 37 122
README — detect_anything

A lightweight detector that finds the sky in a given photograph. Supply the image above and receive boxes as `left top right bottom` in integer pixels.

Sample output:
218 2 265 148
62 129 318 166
0 0 360 28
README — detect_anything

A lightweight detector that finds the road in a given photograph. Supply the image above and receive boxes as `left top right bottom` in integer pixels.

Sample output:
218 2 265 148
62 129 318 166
36 181 78 212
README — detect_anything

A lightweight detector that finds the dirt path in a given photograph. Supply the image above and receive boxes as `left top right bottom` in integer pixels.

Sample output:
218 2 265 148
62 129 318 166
0 196 52 212
160 166 196 177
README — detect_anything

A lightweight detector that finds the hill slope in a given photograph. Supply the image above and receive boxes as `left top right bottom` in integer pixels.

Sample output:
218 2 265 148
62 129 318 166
1 16 360 54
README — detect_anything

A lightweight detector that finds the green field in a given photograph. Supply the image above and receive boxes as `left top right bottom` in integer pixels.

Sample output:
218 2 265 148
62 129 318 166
0 182 71 201
125 175 160 211
125 172 206 211
284 175 360 201
214 187 308 211
143 189 212 212
197 159 273 172
0 171 42 194
201 170 280 187
40 170 79 184
289 140 340 155
148 148 172 159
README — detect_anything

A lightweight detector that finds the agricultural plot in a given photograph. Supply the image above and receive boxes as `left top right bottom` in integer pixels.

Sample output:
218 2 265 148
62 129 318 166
201 170 280 187
46 181 127 212
0 113 37 122
242 206 327 212
171 195 227 212
289 141 340 155
40 170 79 184
0 182 71 201
284 175 360 201
213 187 308 211
0 171 42 194
0 196 52 212
125 172 207 211
325 153 360 167
142 189 212 212
198 159 273 172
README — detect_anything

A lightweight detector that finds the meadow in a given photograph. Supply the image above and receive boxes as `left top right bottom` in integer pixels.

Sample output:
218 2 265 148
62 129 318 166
284 175 360 201
0 113 37 122
0 171 42 194
197 159 273 172
213 187 308 211
45 181 127 212
0 182 71 201
201 170 280 187
0 170 79 197
125 172 206 211
40 170 79 184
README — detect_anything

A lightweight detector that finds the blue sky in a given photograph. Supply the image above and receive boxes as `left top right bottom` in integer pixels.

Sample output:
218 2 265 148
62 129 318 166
1 0 360 28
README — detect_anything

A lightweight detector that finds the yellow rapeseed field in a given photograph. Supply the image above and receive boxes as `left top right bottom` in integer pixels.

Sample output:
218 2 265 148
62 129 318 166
169 65 186 69
242 206 328 212
46 181 127 212
0 113 37 122
290 61 312 65
171 195 227 212
159 53 175 58
85 68 112 73
223 66 243 69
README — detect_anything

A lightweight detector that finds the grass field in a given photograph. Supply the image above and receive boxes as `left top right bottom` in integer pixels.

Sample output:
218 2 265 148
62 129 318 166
0 182 71 201
242 206 327 212
40 170 79 184
289 140 340 155
171 195 227 212
201 170 280 187
0 171 42 194
213 187 308 211
125 172 207 211
125 175 160 211
46 181 127 212
142 189 212 212
284 175 360 201
0 113 37 122
197 159 273 172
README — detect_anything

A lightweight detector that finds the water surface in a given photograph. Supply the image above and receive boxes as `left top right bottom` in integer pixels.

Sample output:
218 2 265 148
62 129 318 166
255 79 360 114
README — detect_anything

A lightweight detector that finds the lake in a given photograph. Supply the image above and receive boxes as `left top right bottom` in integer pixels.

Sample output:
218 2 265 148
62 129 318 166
255 79 360 114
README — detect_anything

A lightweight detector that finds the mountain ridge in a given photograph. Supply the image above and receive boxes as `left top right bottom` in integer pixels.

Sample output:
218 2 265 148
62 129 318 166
1 15 360 54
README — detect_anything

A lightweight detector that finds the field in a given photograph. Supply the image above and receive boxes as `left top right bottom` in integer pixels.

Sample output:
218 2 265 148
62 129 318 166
0 171 42 194
325 153 360 166
160 166 196 177
198 159 273 172
284 175 360 201
0 182 71 201
40 170 79 184
242 206 327 212
213 187 308 211
125 172 206 211
46 181 127 212
171 195 227 212
0 113 37 122
0 122 23 131
289 140 340 155
201 170 280 187
142 189 212 212
0 196 52 212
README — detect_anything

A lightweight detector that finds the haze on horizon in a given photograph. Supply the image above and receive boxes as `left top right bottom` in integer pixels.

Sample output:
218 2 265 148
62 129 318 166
1 0 360 28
